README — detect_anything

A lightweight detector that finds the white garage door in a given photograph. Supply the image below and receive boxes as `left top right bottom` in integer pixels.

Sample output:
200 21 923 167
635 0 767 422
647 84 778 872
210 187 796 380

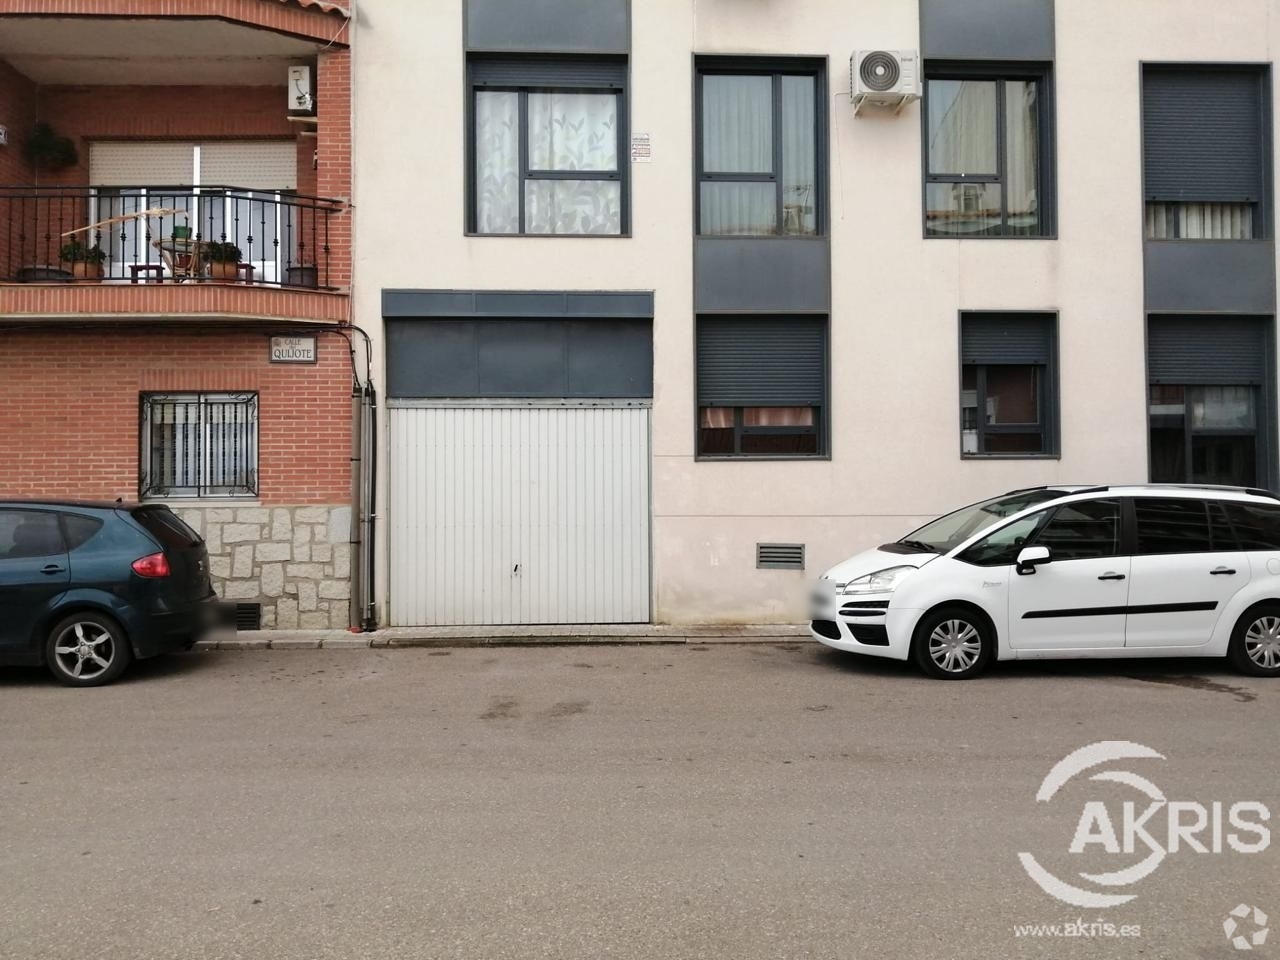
389 403 651 626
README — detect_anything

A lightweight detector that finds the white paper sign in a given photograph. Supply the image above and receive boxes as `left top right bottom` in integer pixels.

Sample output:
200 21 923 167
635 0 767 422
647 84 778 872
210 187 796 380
630 133 652 163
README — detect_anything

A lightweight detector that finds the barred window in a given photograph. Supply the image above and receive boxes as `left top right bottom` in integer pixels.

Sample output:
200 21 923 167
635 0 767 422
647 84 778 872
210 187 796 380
141 393 258 499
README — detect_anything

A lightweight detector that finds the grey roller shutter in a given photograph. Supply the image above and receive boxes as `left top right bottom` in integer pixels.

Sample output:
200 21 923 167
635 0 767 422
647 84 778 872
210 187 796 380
961 314 1054 365
1143 68 1264 202
470 56 626 88
1147 316 1268 384
696 317 826 406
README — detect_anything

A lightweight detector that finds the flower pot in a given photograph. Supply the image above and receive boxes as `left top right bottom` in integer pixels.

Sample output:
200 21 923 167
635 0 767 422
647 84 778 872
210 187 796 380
209 260 239 281
69 261 104 281
171 226 192 241
285 265 319 288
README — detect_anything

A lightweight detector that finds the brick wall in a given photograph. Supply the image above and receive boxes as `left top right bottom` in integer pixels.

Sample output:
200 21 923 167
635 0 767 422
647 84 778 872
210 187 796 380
0 326 353 504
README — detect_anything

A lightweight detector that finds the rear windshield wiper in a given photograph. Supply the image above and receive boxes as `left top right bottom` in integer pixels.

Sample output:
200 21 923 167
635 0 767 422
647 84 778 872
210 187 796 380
897 539 938 554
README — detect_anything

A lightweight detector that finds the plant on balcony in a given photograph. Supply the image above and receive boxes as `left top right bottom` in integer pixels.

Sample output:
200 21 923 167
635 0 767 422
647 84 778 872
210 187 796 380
205 242 243 281
23 123 79 173
59 239 107 281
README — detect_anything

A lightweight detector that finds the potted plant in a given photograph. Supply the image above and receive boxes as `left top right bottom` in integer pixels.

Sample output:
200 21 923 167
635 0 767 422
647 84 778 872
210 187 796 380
205 242 243 281
23 123 79 173
59 239 107 281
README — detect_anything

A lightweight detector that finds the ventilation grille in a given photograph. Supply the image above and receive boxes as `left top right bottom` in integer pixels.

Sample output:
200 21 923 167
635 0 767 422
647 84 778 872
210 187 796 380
757 543 805 570
235 602 262 631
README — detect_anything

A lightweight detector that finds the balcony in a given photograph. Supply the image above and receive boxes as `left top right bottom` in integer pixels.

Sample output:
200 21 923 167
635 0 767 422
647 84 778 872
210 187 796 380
2 186 340 288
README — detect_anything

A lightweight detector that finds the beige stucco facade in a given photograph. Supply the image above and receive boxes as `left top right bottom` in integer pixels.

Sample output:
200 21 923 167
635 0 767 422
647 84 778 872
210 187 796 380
352 0 1280 625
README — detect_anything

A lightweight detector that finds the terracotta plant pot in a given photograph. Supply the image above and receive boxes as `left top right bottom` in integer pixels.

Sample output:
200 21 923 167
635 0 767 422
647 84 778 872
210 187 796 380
69 261 104 281
209 260 239 281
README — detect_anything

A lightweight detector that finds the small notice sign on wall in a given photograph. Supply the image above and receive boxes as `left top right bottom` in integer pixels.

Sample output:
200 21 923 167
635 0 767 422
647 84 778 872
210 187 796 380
269 335 317 363
630 133 652 163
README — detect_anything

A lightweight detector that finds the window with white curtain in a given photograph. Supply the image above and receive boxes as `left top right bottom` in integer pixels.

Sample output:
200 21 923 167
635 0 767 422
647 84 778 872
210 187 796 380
141 393 259 499
696 60 822 237
470 59 626 236
924 68 1051 238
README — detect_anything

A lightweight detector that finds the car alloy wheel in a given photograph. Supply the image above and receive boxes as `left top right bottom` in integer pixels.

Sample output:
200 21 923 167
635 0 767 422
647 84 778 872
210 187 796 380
46 613 132 687
928 619 983 674
1244 615 1280 671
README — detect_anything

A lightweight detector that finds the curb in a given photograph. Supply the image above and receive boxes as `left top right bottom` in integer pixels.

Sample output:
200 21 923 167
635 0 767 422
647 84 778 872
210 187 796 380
195 624 812 651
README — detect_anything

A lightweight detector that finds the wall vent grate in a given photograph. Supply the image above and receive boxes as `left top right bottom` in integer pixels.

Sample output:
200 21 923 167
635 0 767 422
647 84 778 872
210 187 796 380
757 543 805 571
235 602 262 632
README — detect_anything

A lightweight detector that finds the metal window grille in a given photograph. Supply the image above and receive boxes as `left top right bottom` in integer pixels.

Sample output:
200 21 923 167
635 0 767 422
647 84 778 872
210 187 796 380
140 393 258 499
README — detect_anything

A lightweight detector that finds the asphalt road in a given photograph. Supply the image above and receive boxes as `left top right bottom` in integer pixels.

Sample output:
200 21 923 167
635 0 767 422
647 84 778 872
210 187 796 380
2 644 1277 960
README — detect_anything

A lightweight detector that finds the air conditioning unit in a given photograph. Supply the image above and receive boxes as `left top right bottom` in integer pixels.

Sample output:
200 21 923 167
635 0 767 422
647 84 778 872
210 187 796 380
850 50 920 115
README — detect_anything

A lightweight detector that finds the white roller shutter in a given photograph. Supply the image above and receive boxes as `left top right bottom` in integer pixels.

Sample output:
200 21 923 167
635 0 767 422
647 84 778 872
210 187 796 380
389 404 652 626
200 142 297 191
89 142 195 186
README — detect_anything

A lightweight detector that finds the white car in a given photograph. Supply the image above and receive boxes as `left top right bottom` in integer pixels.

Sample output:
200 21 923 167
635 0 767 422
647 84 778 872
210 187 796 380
811 484 1280 680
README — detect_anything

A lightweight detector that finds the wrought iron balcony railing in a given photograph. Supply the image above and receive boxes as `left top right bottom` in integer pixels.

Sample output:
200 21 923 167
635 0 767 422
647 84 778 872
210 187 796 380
0 186 340 289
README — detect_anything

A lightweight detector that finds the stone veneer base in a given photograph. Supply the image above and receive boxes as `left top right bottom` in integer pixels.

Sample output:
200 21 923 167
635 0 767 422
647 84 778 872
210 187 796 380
174 505 353 630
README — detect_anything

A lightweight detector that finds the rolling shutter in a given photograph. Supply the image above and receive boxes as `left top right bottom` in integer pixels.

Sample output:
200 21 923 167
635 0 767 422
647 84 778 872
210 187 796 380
1147 316 1268 384
1143 68 1264 202
200 142 298 191
89 142 195 186
470 56 627 89
696 316 826 406
961 314 1054 365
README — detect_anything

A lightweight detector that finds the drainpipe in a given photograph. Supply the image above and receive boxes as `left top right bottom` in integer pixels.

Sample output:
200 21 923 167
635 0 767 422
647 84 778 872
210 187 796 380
361 382 379 631
348 381 363 630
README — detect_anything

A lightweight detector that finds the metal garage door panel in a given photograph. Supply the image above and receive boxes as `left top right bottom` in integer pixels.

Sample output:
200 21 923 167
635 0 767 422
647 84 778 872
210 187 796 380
389 405 650 626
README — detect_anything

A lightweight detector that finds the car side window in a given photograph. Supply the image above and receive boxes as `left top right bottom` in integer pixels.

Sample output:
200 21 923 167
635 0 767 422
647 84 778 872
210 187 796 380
0 509 66 560
1134 498 1214 555
1033 498 1121 561
62 514 105 552
956 511 1052 567
1224 501 1280 550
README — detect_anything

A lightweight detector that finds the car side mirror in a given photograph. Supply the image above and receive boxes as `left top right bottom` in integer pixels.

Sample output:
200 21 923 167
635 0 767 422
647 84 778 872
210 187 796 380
1016 545 1052 576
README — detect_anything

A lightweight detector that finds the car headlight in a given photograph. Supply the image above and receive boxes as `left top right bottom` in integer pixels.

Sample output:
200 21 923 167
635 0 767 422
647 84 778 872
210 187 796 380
839 566 917 596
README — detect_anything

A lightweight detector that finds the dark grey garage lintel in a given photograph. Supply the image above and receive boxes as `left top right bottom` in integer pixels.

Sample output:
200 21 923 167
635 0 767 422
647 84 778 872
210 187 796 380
382 289 654 320
465 0 629 54
920 0 1055 61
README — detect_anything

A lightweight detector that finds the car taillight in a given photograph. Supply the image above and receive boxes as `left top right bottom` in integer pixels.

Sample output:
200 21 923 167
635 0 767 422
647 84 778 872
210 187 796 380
131 552 171 578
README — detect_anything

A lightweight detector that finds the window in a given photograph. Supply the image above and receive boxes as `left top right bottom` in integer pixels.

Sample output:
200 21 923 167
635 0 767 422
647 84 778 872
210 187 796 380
696 60 823 236
62 515 105 552
141 393 259 499
1149 385 1260 487
960 314 1057 456
1035 499 1121 561
696 316 827 457
924 66 1052 237
469 57 626 235
1225 501 1280 550
0 510 64 559
1143 66 1268 240
1134 498 1217 554
957 510 1052 567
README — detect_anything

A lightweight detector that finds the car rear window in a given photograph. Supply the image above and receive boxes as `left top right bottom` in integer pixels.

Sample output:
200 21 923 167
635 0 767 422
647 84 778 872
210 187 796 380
131 508 201 549
61 514 105 552
1225 501 1280 550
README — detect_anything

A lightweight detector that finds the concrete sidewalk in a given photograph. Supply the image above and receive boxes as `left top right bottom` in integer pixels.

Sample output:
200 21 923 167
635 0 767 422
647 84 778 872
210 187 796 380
199 622 812 650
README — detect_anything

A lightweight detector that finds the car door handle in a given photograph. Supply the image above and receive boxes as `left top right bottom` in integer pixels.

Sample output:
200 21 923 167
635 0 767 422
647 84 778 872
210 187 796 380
41 564 65 575
1210 567 1237 576
1098 572 1126 581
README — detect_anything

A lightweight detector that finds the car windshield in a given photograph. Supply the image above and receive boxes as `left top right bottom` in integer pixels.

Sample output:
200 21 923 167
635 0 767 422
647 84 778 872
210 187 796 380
898 489 1067 553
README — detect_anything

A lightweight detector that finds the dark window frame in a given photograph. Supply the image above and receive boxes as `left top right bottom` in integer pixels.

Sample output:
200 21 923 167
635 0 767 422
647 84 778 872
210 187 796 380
694 56 828 238
139 392 260 500
921 61 1056 239
465 59 630 237
694 314 831 461
1140 62 1273 241
959 312 1060 460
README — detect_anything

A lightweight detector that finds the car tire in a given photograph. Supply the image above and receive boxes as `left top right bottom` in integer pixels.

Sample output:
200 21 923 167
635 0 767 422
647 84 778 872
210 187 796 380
45 613 133 687
911 606 994 681
1228 603 1280 678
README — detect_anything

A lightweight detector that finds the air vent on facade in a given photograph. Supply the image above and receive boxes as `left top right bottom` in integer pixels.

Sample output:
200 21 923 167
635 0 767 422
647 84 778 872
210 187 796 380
757 543 805 571
235 602 262 631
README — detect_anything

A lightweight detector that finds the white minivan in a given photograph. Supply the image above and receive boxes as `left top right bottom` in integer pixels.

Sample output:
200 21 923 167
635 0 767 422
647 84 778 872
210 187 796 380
811 485 1280 680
